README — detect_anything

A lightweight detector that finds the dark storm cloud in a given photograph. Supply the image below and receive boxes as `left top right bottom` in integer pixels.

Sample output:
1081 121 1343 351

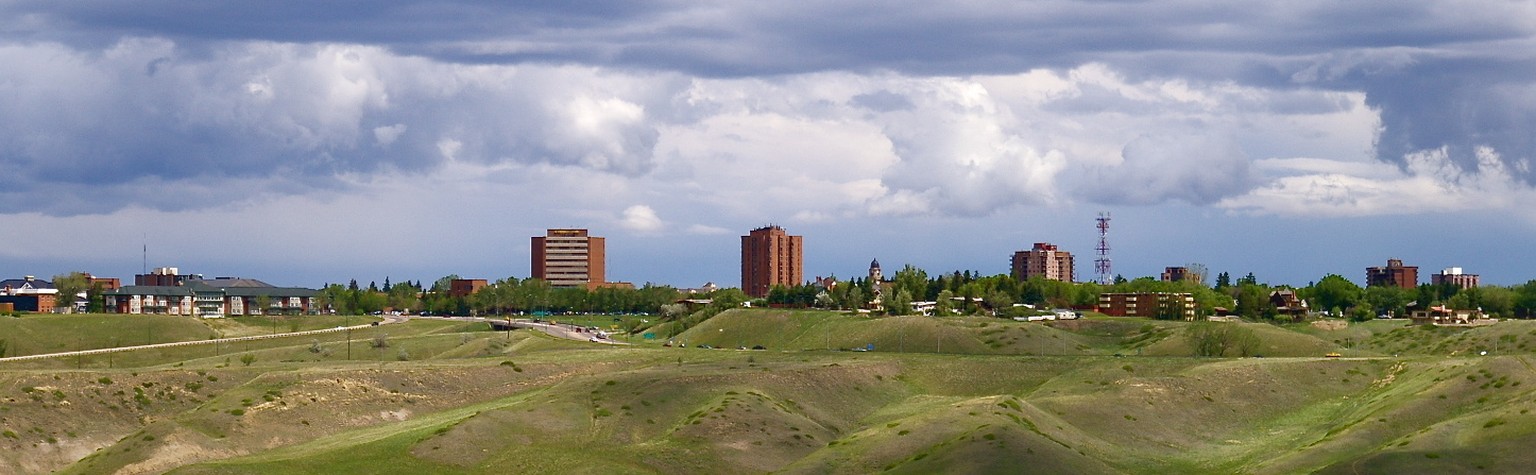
4 0 1536 216
1350 55 1536 183
9 1 1525 76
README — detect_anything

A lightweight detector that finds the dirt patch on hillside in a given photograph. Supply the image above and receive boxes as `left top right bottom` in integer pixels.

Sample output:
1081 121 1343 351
1311 320 1349 331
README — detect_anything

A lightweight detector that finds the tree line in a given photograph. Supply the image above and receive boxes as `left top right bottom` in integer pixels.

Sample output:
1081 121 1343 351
760 265 1536 321
317 276 680 316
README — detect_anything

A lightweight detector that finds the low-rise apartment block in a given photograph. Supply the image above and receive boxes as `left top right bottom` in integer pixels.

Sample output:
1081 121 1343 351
1098 292 1196 320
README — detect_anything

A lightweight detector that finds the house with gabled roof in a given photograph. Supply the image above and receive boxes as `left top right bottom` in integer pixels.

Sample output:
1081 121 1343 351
0 276 60 313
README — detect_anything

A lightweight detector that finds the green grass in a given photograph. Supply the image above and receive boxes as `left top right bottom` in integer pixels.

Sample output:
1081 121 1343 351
0 313 384 360
0 319 473 370
0 313 217 356
11 309 1536 474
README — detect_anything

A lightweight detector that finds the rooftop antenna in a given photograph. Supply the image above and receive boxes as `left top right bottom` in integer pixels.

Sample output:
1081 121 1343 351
142 234 148 275
1095 213 1112 285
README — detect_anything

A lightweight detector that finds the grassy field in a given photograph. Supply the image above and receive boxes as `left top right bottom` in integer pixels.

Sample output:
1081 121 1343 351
5 310 1536 474
0 313 383 359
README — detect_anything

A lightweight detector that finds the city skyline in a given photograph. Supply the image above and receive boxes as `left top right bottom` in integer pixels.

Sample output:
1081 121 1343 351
3 2 1536 288
0 225 1503 292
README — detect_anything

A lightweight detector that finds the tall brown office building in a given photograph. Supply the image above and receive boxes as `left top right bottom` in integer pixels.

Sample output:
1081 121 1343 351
532 229 606 289
741 226 803 298
1366 259 1417 289
1012 242 1075 282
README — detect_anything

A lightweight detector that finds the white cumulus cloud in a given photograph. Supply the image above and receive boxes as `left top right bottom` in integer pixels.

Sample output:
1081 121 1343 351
619 205 665 233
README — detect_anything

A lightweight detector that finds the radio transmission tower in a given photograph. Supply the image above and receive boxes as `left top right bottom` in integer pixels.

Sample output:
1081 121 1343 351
1095 213 1112 285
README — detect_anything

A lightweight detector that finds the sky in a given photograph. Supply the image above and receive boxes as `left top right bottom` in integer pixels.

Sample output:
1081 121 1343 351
3 1 1536 289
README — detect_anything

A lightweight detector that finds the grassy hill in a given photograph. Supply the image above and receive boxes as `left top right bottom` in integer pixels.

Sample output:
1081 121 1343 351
4 310 1536 473
669 309 1358 358
0 313 382 359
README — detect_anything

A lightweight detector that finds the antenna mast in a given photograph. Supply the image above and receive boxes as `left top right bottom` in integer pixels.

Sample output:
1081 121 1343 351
1095 213 1112 285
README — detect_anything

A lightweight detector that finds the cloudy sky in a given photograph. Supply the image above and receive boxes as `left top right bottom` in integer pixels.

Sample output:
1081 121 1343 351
3 1 1535 289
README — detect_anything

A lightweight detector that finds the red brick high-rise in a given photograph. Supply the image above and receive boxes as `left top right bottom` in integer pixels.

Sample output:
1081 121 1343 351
741 226 803 298
1011 243 1074 282
1366 259 1417 289
532 229 606 289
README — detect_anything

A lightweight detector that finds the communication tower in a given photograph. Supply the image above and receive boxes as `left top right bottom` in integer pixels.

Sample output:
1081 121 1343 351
1095 213 1112 285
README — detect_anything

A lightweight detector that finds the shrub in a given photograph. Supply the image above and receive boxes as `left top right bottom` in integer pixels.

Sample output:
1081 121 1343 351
371 334 390 349
239 354 256 366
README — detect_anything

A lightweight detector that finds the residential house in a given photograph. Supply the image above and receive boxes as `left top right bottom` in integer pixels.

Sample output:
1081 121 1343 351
1409 305 1494 326
1269 290 1309 320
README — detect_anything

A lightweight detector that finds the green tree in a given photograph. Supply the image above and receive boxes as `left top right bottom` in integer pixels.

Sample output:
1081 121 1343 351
1364 285 1414 318
52 272 91 313
893 265 929 301
1186 322 1259 357
1233 284 1272 319
887 289 913 316
85 281 105 313
1214 271 1232 290
985 290 1013 313
1306 274 1363 315
934 289 955 316
847 285 866 310
1514 281 1536 318
430 275 461 293
1481 286 1515 317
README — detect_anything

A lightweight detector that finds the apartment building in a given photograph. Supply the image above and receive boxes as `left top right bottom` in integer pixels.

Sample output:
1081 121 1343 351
1011 243 1074 282
741 225 803 298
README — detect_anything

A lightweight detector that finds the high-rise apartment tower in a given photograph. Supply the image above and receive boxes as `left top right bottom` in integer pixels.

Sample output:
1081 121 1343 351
741 226 803 298
1012 242 1075 282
